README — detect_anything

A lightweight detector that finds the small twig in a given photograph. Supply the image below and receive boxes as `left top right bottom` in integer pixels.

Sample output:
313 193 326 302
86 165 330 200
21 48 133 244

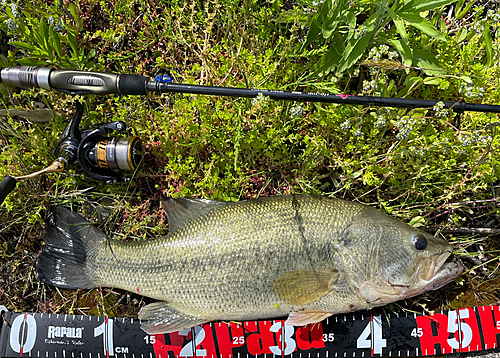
425 227 500 235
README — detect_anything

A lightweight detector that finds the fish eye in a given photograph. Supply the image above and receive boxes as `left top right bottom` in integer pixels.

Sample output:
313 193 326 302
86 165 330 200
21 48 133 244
411 234 427 250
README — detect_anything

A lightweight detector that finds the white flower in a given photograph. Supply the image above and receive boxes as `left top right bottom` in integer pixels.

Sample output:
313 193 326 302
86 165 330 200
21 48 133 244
252 92 268 106
10 3 18 18
5 18 17 30
290 105 304 118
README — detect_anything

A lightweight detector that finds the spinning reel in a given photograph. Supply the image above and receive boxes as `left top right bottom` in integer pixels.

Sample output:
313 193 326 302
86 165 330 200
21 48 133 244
54 101 143 182
0 100 143 205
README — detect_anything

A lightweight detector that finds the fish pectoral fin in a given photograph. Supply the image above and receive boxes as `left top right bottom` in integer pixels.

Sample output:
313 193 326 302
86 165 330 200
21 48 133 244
139 302 210 334
286 311 333 326
273 269 338 305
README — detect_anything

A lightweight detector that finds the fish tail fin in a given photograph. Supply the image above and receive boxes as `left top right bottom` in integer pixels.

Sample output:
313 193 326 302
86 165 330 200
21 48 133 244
36 206 106 289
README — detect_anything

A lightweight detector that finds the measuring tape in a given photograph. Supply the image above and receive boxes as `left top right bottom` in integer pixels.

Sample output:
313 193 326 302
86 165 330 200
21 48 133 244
2 304 500 358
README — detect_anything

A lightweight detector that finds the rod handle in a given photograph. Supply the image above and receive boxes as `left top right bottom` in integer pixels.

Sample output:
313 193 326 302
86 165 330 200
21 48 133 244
0 176 17 205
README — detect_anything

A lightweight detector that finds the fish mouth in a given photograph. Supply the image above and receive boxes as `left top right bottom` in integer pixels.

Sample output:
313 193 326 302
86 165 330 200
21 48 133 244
358 251 464 305
411 251 464 292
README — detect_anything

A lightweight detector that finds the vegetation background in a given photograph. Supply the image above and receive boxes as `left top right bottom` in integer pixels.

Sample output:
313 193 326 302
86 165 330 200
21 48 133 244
0 0 499 318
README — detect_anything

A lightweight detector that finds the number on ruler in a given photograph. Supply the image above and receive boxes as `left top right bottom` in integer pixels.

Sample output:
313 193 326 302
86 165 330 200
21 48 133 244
322 333 335 342
232 336 245 345
144 335 156 344
94 319 115 356
179 326 207 357
411 328 423 338
9 314 37 354
269 321 296 355
356 315 387 355
447 309 473 349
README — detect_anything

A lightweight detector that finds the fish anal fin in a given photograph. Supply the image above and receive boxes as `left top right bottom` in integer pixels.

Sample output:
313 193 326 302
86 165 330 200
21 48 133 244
286 311 333 326
139 302 210 334
273 269 338 305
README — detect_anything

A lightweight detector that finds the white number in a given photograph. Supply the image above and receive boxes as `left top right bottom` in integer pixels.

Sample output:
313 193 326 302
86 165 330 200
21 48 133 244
269 321 296 355
447 309 473 349
232 336 245 344
94 319 115 356
179 326 207 357
144 335 156 344
411 328 423 338
322 333 335 342
9 314 37 354
357 315 387 356
496 320 500 330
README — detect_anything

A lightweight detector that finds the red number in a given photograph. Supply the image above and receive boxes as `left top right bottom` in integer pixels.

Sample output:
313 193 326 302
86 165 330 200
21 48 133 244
195 324 217 357
214 322 246 357
417 309 482 355
417 313 453 355
478 305 500 349
296 323 326 350
153 331 186 357
245 321 277 355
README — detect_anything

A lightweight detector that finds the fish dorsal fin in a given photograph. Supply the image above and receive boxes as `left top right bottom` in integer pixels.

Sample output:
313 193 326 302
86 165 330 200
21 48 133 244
273 269 339 305
161 197 230 232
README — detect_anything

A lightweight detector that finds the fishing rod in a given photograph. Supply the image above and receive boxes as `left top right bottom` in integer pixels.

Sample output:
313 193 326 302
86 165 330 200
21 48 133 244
2 66 500 113
1 65 500 205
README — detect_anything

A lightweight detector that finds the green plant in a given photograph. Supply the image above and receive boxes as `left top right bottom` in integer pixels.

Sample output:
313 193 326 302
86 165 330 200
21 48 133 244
299 0 461 76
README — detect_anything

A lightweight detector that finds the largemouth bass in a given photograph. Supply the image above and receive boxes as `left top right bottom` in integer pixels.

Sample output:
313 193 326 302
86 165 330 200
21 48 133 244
37 195 463 334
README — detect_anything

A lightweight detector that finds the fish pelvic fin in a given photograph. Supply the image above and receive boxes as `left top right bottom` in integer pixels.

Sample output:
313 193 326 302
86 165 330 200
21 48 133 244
36 206 106 289
286 311 333 326
139 302 210 334
273 269 338 305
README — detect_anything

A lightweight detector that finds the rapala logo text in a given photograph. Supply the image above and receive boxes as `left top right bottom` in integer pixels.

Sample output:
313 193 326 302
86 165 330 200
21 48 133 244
47 326 83 339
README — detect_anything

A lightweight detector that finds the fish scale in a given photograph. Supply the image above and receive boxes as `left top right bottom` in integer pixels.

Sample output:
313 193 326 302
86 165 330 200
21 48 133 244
36 194 463 334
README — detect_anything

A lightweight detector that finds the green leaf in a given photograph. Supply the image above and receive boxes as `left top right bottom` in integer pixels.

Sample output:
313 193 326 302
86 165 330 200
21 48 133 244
455 0 474 19
17 58 47 66
402 0 458 12
398 12 447 41
393 18 408 43
68 3 82 31
387 39 412 67
67 32 78 56
412 48 444 76
387 8 408 43
483 23 493 67
45 24 54 61
455 27 468 43
39 17 49 49
312 36 344 77
322 18 339 39
423 77 443 85
321 0 345 39
50 26 62 58
337 30 371 73
8 41 37 51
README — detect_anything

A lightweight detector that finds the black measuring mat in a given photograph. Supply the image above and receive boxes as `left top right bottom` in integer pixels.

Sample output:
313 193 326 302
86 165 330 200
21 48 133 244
2 305 500 358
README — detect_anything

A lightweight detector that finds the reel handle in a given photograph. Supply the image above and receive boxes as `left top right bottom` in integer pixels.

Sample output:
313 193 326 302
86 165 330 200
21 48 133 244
0 176 17 205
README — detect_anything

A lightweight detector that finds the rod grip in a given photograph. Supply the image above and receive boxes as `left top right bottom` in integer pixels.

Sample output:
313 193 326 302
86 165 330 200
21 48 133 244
118 74 148 95
0 176 17 205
